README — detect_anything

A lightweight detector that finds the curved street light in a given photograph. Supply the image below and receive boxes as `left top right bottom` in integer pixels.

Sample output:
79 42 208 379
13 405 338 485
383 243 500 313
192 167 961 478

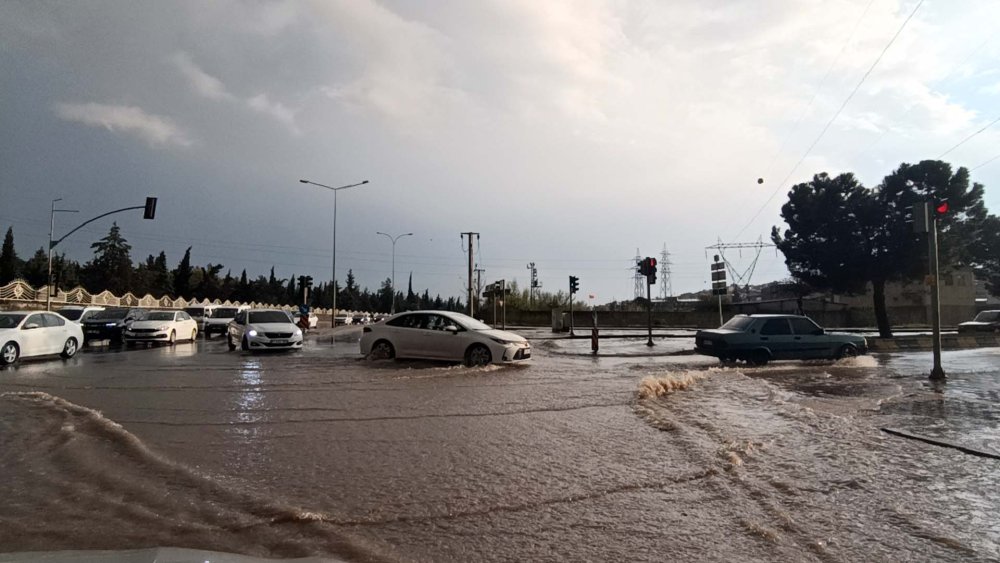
376 231 413 314
298 178 369 327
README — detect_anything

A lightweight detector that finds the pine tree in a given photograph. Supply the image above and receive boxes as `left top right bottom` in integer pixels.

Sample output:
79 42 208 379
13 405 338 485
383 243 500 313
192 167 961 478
89 222 132 294
0 227 19 284
173 247 193 298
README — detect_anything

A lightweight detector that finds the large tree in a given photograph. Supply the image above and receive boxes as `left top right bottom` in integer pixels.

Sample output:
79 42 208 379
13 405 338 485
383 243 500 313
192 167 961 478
173 247 193 298
773 161 988 338
86 222 133 294
0 227 20 284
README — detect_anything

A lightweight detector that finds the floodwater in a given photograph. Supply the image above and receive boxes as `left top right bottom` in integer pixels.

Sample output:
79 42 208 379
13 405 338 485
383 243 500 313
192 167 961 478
1 330 997 562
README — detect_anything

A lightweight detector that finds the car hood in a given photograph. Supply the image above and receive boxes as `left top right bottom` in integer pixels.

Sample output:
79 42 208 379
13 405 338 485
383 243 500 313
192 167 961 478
83 318 126 325
476 329 528 343
206 317 236 323
247 322 300 332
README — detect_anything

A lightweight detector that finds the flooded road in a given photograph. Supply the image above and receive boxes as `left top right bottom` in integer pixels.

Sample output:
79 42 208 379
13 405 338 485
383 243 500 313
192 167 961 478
1 330 997 562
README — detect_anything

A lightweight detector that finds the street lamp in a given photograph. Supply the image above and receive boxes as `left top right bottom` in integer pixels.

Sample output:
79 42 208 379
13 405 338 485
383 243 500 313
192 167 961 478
46 198 78 311
376 231 413 314
298 178 369 327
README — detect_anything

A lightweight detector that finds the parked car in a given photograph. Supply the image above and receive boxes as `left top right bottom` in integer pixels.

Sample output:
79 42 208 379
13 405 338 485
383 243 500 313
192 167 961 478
360 310 531 366
204 306 248 337
957 310 1000 333
227 309 303 351
184 304 220 332
695 314 867 366
334 314 353 326
352 314 370 325
0 311 84 365
124 310 198 345
81 307 147 345
56 305 106 324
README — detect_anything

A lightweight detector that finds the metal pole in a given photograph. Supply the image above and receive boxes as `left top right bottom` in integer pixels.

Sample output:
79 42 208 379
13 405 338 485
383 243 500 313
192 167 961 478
468 235 474 316
929 216 946 380
646 281 654 347
718 294 723 326
501 279 506 330
332 189 338 327
46 199 57 311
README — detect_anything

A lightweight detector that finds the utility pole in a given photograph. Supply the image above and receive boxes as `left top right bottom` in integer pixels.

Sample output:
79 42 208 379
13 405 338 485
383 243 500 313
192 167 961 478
474 266 485 313
46 199 78 311
914 201 946 380
526 262 536 308
461 232 479 317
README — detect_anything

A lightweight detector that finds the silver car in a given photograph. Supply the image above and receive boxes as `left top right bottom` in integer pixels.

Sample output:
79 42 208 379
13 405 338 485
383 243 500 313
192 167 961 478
695 314 867 366
360 310 531 366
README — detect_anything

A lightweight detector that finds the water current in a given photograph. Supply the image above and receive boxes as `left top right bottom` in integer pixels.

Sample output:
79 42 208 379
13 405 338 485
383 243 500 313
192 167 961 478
0 331 997 561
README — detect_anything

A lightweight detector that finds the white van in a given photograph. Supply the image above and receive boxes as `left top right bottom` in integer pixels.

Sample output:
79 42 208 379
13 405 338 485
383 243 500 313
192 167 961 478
183 304 221 332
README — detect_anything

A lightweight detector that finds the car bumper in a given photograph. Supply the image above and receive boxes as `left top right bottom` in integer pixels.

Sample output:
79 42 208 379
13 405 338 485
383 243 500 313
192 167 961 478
500 344 532 362
246 336 303 349
204 323 228 334
83 326 124 341
124 331 172 342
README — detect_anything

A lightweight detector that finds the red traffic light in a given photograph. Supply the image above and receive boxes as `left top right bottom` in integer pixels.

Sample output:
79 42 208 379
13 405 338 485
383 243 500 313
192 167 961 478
648 258 657 268
935 201 949 215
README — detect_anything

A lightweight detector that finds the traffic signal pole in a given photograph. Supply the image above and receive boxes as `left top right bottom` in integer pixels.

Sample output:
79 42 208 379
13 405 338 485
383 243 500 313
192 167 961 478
929 214 945 380
646 280 654 347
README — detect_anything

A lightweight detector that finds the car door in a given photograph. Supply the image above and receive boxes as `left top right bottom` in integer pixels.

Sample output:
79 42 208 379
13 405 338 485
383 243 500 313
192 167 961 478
788 317 829 359
41 313 70 354
19 313 49 358
391 313 428 358
230 311 246 340
758 318 795 359
419 314 466 361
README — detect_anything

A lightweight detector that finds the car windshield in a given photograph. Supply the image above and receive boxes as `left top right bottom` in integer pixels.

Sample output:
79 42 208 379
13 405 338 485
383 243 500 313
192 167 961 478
184 307 206 317
90 308 128 320
249 311 292 324
58 309 84 321
721 316 755 331
213 308 239 318
973 311 999 322
147 312 175 321
0 313 26 329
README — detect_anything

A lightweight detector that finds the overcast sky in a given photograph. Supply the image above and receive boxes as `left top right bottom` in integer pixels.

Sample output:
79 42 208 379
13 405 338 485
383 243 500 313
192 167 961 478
2 0 999 304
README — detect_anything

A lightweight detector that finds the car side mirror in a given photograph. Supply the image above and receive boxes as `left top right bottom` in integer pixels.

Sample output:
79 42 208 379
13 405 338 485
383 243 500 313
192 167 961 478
23 322 40 330
444 325 459 333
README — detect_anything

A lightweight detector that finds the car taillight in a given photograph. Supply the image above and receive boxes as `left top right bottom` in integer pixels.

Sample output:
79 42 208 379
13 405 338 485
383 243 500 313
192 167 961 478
363 327 372 333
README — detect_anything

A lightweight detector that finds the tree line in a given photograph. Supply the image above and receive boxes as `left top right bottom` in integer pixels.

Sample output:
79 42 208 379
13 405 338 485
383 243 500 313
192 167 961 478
0 223 465 313
772 159 999 338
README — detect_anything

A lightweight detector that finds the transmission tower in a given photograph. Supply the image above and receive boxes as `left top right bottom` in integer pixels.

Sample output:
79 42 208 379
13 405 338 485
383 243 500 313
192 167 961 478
704 237 774 299
659 244 673 299
632 248 644 300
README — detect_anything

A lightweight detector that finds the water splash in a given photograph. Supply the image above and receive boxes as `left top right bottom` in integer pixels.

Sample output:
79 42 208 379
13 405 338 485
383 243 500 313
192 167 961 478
637 371 707 399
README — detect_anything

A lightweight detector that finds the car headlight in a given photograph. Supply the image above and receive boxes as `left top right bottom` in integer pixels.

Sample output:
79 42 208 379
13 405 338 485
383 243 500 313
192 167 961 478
248 329 258 337
156 325 170 331
294 329 302 336
106 322 118 327
490 337 516 345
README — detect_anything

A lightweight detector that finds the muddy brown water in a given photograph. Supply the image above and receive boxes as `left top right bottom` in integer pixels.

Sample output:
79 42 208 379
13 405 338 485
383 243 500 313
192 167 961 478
1 331 997 562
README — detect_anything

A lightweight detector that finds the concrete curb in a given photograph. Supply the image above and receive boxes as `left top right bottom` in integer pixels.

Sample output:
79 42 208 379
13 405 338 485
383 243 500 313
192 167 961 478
869 334 1000 352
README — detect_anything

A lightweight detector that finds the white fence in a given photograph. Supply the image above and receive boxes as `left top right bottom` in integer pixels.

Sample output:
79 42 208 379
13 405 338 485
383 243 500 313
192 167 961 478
0 279 336 315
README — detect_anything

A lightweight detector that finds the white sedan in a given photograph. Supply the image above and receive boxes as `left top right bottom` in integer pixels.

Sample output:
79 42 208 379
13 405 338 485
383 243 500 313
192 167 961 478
360 310 531 366
227 309 303 351
0 311 84 365
123 310 198 345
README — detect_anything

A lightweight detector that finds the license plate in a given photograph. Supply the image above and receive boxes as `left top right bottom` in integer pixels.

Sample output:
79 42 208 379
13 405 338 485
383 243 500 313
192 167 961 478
702 340 712 347
86 329 100 334
271 340 287 345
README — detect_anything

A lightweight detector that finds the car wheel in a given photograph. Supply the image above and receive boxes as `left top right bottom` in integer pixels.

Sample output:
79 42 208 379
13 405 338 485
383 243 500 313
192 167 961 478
1 342 20 365
747 349 770 366
241 336 249 351
191 329 197 342
836 344 858 360
369 340 395 360
60 338 79 359
466 344 492 367
168 330 176 345
227 335 237 351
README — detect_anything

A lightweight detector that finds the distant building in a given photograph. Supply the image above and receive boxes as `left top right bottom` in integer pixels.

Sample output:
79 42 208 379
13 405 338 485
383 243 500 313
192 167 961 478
830 267 976 326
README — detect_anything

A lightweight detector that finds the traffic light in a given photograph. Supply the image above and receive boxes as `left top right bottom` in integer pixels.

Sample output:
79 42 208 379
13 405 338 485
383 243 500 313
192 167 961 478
143 197 157 220
637 257 658 278
569 275 579 294
934 199 949 218
304 275 313 288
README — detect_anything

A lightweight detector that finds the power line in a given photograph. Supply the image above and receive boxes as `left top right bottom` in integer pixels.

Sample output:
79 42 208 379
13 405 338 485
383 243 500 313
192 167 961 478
938 115 1000 159
733 0 925 241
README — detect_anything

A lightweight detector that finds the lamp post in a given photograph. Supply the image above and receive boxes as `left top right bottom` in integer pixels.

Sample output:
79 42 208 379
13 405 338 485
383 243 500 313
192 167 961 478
298 179 369 327
46 198 78 311
376 231 413 314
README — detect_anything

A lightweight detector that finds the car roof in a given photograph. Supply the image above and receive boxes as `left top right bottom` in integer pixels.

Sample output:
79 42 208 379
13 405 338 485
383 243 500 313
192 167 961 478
738 314 811 319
